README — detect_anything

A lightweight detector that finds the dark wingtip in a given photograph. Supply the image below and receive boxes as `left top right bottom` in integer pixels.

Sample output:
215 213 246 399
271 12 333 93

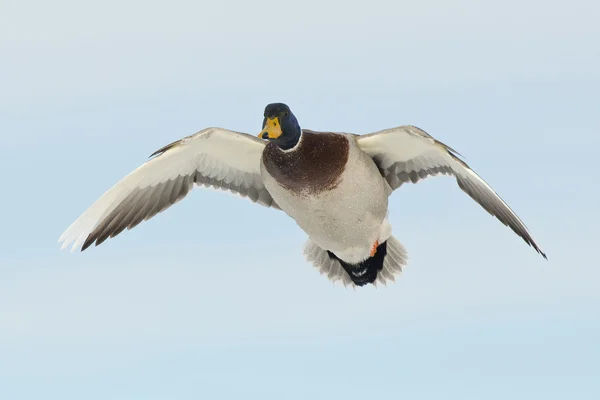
149 139 182 158
530 241 547 260
81 235 94 252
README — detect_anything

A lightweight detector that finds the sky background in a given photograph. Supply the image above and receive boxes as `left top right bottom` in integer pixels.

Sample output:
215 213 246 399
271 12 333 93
1 0 599 398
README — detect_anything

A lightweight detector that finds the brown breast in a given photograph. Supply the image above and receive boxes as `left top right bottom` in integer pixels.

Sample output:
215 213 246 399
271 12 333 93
262 130 350 195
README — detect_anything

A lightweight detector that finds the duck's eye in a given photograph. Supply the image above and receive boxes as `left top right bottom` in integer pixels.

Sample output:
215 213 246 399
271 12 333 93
284 111 289 116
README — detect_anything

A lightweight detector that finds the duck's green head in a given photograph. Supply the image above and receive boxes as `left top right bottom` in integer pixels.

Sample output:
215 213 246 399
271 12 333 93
258 103 301 150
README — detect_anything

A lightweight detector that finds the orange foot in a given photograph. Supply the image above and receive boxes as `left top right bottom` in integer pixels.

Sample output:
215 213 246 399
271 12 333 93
370 240 379 257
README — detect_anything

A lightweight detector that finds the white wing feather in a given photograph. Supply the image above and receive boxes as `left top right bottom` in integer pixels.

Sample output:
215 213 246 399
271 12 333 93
59 127 276 252
356 126 546 258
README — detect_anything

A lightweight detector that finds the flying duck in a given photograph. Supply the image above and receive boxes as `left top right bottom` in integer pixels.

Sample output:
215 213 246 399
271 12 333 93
59 103 546 287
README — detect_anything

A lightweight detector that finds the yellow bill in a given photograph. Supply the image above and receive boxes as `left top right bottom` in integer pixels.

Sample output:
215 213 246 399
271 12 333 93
258 117 282 139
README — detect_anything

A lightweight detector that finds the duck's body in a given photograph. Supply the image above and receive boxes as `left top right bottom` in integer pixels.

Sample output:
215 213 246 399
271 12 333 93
261 130 390 263
58 103 546 288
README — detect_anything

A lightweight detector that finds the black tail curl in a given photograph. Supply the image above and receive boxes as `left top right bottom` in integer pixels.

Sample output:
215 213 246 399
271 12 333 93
327 241 388 286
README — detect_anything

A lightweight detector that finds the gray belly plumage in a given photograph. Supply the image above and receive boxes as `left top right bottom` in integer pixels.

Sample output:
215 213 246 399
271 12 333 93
260 133 390 261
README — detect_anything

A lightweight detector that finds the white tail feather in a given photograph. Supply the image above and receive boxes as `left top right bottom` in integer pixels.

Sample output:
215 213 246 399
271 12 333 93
303 236 408 287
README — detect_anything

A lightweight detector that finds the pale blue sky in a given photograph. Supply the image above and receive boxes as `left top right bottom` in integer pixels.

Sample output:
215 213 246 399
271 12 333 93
1 0 599 399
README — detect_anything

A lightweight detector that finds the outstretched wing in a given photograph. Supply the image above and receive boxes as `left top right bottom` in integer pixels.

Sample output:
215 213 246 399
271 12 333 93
59 127 277 252
356 125 546 259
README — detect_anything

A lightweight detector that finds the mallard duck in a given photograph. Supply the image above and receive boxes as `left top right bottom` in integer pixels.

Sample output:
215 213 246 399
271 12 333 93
59 103 546 287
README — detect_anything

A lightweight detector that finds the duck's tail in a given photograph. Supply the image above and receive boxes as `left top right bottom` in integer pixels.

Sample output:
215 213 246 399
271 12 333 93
303 236 408 287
